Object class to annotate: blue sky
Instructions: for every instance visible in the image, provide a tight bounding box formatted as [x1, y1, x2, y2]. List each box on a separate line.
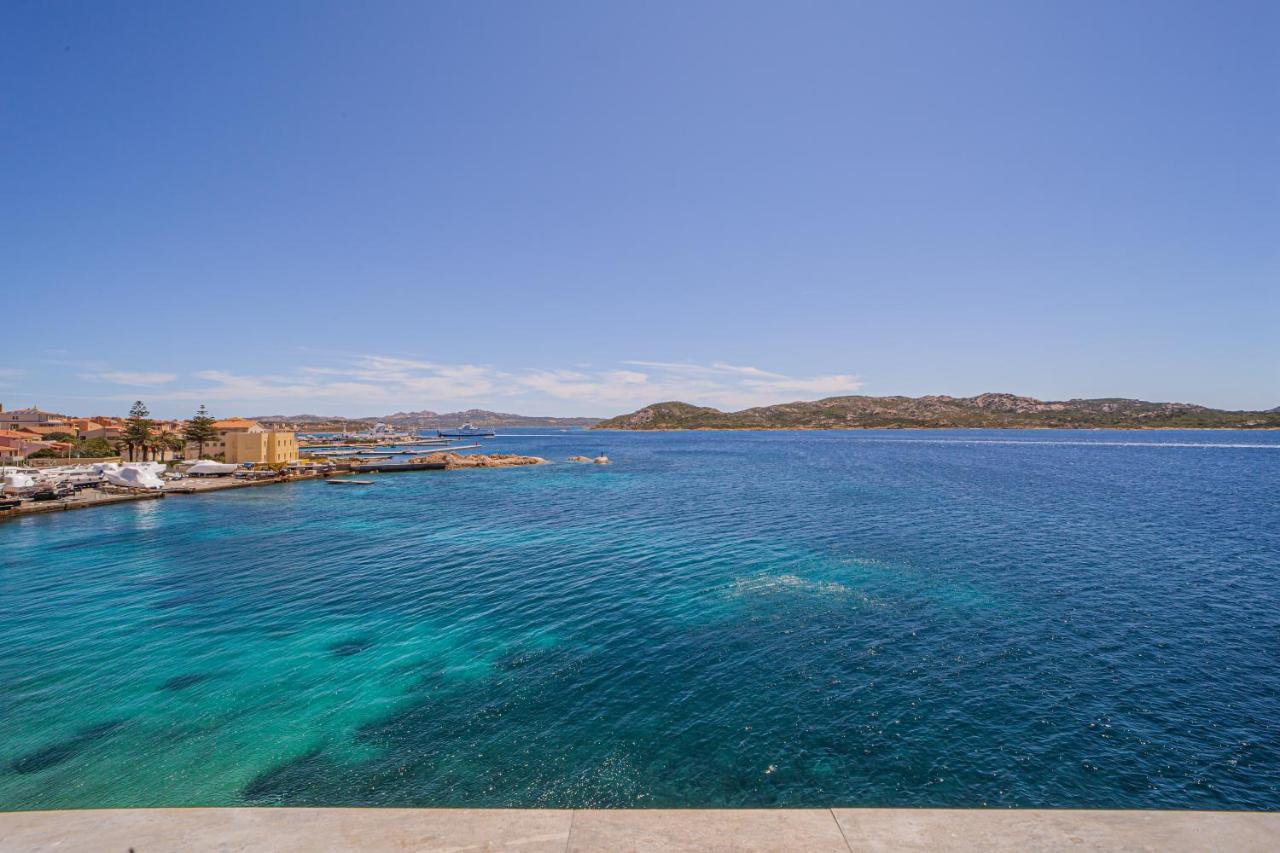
[3, 1, 1276, 418]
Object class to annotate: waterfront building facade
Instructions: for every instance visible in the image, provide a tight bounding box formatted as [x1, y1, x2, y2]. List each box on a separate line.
[185, 417, 264, 460]
[224, 430, 298, 465]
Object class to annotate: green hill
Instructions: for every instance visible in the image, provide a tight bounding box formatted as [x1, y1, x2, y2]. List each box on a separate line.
[595, 393, 1280, 430]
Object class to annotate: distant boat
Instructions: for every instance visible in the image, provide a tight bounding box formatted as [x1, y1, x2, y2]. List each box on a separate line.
[326, 479, 375, 486]
[436, 422, 496, 437]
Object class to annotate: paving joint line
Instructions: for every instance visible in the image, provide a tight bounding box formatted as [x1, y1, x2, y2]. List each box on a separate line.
[564, 809, 577, 853]
[831, 808, 855, 853]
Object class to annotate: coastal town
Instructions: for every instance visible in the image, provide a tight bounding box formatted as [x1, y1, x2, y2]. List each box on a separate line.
[0, 401, 600, 521]
[1, 402, 299, 466]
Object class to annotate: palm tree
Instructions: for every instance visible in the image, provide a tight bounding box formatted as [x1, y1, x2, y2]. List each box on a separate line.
[145, 432, 183, 462]
[160, 432, 185, 461]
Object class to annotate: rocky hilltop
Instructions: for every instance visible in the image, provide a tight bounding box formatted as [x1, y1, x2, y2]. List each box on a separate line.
[595, 393, 1280, 430]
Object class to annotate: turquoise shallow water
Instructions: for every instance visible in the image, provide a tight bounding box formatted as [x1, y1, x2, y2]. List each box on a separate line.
[2, 429, 1279, 809]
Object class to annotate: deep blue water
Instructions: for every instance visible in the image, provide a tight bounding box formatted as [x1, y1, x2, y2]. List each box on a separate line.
[2, 429, 1278, 810]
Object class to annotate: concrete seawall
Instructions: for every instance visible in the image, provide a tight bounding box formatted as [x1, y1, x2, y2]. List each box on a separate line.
[0, 807, 1276, 851]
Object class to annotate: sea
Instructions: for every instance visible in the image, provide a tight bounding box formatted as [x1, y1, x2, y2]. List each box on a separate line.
[2, 429, 1278, 810]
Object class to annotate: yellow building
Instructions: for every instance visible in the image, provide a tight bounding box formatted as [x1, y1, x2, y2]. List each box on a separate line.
[224, 430, 298, 465]
[186, 417, 262, 460]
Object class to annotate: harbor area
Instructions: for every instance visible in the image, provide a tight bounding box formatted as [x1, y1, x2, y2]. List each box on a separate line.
[0, 487, 166, 517]
[0, 807, 1275, 852]
[0, 408, 592, 522]
[1, 451, 555, 522]
[0, 472, 325, 519]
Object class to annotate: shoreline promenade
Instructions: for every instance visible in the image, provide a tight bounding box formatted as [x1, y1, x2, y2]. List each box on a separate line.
[1, 807, 1277, 851]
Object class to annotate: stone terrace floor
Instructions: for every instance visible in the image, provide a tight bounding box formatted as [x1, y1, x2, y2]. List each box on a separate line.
[1, 808, 1278, 851]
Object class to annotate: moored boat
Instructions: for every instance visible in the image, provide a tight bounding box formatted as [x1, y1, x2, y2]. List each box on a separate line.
[183, 460, 240, 475]
[102, 464, 166, 490]
[1, 471, 43, 497]
[436, 422, 496, 438]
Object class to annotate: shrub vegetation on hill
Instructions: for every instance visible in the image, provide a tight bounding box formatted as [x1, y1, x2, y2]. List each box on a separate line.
[595, 394, 1280, 430]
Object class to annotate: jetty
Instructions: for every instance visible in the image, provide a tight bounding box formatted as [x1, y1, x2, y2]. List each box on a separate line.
[0, 488, 165, 519]
[301, 439, 453, 452]
[1, 450, 552, 523]
[162, 472, 328, 494]
[0, 472, 335, 522]
[349, 446, 497, 473]
[351, 459, 448, 473]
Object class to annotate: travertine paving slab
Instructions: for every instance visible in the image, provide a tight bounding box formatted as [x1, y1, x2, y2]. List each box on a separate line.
[2, 807, 1279, 852]
[566, 808, 850, 852]
[0, 807, 573, 852]
[832, 807, 1280, 853]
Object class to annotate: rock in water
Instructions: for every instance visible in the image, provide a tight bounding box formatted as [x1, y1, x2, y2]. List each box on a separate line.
[419, 452, 547, 469]
[567, 456, 592, 463]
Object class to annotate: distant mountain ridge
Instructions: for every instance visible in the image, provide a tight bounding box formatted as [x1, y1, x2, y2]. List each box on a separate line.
[254, 409, 601, 428]
[250, 414, 354, 423]
[379, 409, 601, 428]
[595, 393, 1280, 430]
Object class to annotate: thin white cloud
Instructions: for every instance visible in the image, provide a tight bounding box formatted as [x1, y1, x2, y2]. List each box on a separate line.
[623, 360, 785, 379]
[709, 362, 789, 379]
[82, 371, 177, 386]
[516, 363, 860, 410]
[741, 374, 863, 396]
[80, 356, 863, 415]
[182, 370, 390, 401]
[515, 369, 658, 403]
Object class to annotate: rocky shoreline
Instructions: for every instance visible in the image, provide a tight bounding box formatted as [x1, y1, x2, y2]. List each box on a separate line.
[416, 452, 547, 469]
